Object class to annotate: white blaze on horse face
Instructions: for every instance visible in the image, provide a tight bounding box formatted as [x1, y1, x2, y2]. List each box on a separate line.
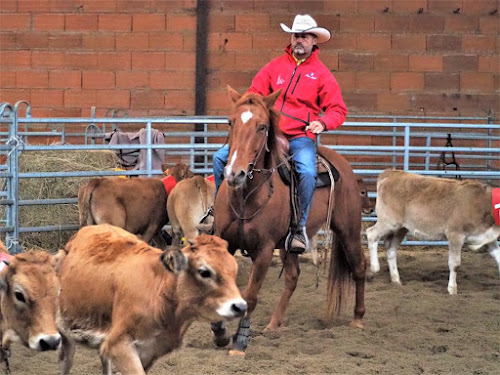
[224, 150, 238, 177]
[241, 110, 253, 124]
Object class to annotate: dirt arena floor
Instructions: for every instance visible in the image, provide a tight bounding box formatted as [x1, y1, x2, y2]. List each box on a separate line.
[6, 246, 500, 375]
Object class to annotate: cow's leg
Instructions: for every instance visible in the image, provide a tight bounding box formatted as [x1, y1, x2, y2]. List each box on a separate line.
[366, 222, 395, 277]
[229, 244, 274, 356]
[487, 241, 500, 273]
[101, 332, 145, 375]
[385, 228, 407, 285]
[58, 333, 75, 375]
[266, 249, 300, 331]
[447, 234, 465, 295]
[99, 356, 112, 375]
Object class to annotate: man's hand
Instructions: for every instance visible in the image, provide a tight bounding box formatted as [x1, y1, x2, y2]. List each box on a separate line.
[305, 120, 325, 134]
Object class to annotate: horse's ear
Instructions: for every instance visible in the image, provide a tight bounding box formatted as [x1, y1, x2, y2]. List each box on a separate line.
[227, 85, 242, 103]
[263, 89, 281, 108]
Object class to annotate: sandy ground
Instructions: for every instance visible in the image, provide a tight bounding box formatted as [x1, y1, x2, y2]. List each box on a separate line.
[5, 246, 500, 375]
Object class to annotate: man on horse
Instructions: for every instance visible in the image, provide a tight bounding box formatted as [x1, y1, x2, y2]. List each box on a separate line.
[213, 14, 348, 253]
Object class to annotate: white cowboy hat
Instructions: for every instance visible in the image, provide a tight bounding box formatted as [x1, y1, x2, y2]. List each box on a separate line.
[280, 14, 331, 44]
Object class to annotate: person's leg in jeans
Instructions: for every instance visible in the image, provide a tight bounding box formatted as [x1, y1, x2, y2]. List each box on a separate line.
[288, 136, 316, 253]
[213, 144, 230, 196]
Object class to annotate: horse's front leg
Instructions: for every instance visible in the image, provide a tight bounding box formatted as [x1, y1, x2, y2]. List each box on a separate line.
[266, 249, 300, 331]
[229, 243, 274, 356]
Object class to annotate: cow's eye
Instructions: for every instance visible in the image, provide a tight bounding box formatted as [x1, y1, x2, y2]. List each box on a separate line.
[198, 268, 212, 279]
[361, 191, 366, 195]
[15, 291, 26, 303]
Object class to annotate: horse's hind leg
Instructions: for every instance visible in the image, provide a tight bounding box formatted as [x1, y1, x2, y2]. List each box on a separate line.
[266, 249, 300, 331]
[343, 236, 366, 329]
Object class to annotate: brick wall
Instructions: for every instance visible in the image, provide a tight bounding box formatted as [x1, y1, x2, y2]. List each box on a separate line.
[0, 0, 498, 119]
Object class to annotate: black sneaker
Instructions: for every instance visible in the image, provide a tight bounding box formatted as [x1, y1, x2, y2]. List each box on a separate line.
[289, 227, 308, 254]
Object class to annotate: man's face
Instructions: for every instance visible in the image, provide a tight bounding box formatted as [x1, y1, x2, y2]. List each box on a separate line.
[291, 33, 317, 59]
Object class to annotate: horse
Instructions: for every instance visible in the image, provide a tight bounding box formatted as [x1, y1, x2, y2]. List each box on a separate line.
[212, 86, 366, 356]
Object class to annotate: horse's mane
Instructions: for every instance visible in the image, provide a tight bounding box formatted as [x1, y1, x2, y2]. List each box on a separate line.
[233, 93, 289, 166]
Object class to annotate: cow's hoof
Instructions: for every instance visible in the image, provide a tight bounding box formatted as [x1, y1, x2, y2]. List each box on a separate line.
[228, 349, 246, 357]
[213, 334, 230, 348]
[349, 319, 364, 330]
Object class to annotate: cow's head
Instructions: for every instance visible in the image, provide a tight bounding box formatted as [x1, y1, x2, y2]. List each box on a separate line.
[171, 234, 247, 322]
[0, 250, 61, 351]
[356, 176, 374, 214]
[163, 163, 195, 182]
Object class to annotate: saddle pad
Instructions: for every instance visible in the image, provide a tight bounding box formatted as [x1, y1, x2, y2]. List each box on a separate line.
[493, 188, 500, 226]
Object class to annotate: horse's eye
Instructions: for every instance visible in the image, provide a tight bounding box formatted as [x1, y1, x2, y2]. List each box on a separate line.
[361, 191, 366, 195]
[15, 291, 26, 303]
[258, 124, 267, 132]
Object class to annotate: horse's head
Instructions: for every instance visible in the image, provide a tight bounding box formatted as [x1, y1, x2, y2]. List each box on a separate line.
[224, 85, 284, 189]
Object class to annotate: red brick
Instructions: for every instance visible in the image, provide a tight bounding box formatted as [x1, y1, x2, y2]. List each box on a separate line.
[48, 33, 82, 49]
[64, 90, 97, 108]
[253, 1, 291, 11]
[391, 34, 426, 51]
[80, 0, 117, 13]
[0, 0, 17, 12]
[130, 90, 164, 109]
[315, 15, 341, 33]
[427, 34, 461, 52]
[334, 72, 356, 91]
[375, 15, 409, 31]
[252, 32, 288, 51]
[478, 56, 499, 72]
[0, 71, 16, 87]
[320, 52, 339, 71]
[99, 14, 131, 31]
[411, 94, 446, 112]
[166, 14, 196, 32]
[82, 33, 115, 50]
[340, 15, 374, 32]
[97, 52, 131, 70]
[65, 14, 98, 31]
[33, 14, 65, 30]
[208, 51, 236, 69]
[133, 14, 165, 31]
[0, 32, 17, 49]
[0, 51, 31, 68]
[209, 15, 236, 33]
[391, 0, 427, 13]
[132, 52, 165, 70]
[49, 70, 81, 88]
[323, 1, 357, 13]
[462, 0, 498, 15]
[342, 92, 378, 112]
[357, 34, 391, 52]
[235, 14, 270, 32]
[461, 72, 495, 91]
[409, 15, 444, 32]
[50, 0, 83, 12]
[16, 32, 50, 49]
[462, 35, 497, 52]
[30, 89, 64, 107]
[445, 15, 480, 32]
[409, 55, 443, 72]
[374, 54, 408, 72]
[206, 90, 232, 110]
[16, 0, 49, 12]
[164, 90, 195, 110]
[152, 0, 196, 11]
[149, 32, 184, 50]
[377, 93, 410, 112]
[356, 72, 390, 91]
[65, 53, 99, 69]
[391, 72, 424, 91]
[182, 33, 196, 52]
[0, 89, 31, 103]
[34, 108, 82, 117]
[424, 73, 460, 91]
[443, 55, 478, 71]
[165, 53, 195, 71]
[82, 71, 115, 89]
[333, 33, 357, 51]
[0, 14, 30, 30]
[31, 51, 63, 68]
[116, 33, 150, 50]
[428, 0, 462, 13]
[288, 0, 324, 12]
[16, 71, 48, 88]
[116, 0, 153, 12]
[96, 89, 130, 108]
[339, 53, 374, 71]
[479, 16, 499, 33]
[149, 71, 194, 89]
[208, 33, 253, 52]
[218, 71, 253, 90]
[116, 71, 149, 89]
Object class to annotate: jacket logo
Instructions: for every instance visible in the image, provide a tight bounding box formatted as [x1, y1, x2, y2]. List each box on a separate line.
[305, 72, 317, 80]
[276, 75, 285, 85]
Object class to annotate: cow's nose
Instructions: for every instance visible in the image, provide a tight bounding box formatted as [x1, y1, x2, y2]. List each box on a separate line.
[39, 335, 61, 351]
[231, 300, 248, 318]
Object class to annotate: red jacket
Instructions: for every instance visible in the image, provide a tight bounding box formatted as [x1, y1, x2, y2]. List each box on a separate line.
[248, 45, 348, 140]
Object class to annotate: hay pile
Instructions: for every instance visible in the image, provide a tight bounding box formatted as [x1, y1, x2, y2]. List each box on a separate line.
[16, 150, 119, 251]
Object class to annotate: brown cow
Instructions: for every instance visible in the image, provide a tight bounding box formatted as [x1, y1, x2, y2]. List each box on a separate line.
[366, 170, 500, 294]
[163, 162, 195, 181]
[78, 177, 169, 248]
[56, 224, 246, 375]
[0, 250, 61, 368]
[167, 175, 215, 246]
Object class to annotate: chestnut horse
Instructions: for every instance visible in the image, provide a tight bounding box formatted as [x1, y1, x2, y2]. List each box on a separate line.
[212, 87, 366, 356]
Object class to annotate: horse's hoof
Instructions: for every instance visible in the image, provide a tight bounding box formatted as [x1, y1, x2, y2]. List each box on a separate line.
[349, 319, 364, 330]
[228, 349, 246, 357]
[213, 334, 230, 347]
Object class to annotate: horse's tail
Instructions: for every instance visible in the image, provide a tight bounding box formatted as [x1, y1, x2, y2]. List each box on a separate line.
[77, 180, 98, 227]
[326, 234, 354, 321]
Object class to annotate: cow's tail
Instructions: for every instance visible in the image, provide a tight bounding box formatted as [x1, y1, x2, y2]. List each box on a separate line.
[326, 234, 354, 321]
[77, 181, 97, 227]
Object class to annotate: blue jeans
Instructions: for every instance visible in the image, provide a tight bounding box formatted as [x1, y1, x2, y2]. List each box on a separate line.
[212, 137, 316, 228]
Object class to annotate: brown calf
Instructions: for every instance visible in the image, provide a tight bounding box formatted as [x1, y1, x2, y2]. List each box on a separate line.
[57, 224, 246, 375]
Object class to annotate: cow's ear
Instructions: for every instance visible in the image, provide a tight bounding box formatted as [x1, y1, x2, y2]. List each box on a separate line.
[0, 264, 9, 291]
[52, 250, 66, 276]
[161, 249, 188, 274]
